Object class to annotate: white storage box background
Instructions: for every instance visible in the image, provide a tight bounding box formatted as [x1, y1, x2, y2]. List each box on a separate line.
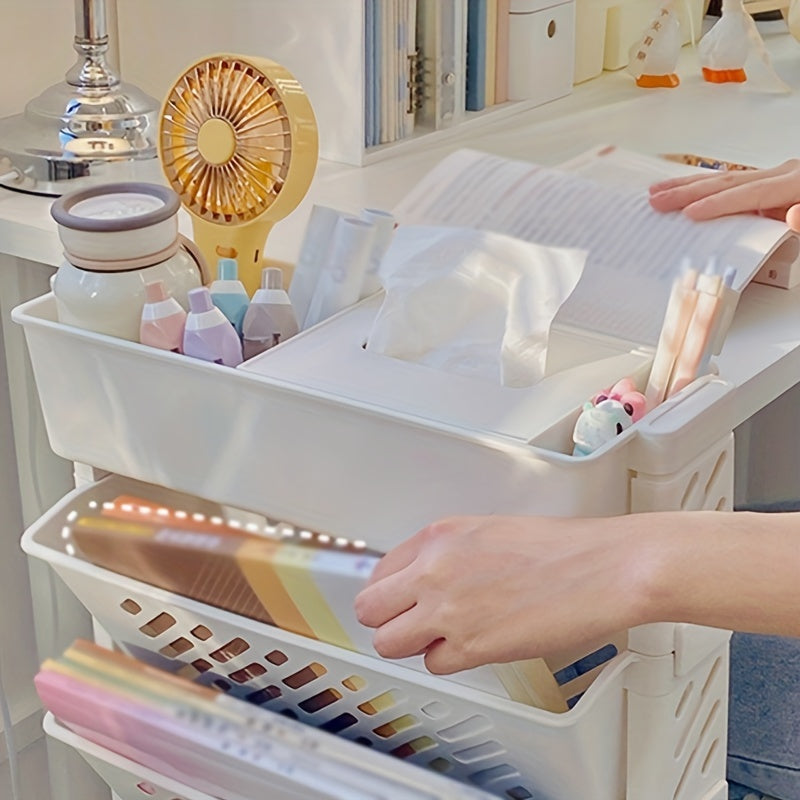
[508, 0, 576, 101]
[27, 475, 731, 800]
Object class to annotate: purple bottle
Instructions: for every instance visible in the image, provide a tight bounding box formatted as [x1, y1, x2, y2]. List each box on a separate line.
[182, 287, 243, 367]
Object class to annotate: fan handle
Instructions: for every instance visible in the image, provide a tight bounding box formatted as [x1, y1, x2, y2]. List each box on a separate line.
[191, 218, 282, 296]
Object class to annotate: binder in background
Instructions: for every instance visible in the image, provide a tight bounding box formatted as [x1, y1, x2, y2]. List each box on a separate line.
[485, 0, 498, 106]
[415, 0, 467, 130]
[495, 0, 511, 103]
[466, 0, 488, 111]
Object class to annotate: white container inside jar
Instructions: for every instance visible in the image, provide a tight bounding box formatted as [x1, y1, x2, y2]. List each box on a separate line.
[51, 183, 210, 341]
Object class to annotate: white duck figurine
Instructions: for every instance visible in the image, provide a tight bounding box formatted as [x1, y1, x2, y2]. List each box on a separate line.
[699, 0, 790, 88]
[627, 2, 684, 88]
[698, 0, 753, 82]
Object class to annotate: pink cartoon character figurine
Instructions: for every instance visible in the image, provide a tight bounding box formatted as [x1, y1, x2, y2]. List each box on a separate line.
[572, 378, 647, 457]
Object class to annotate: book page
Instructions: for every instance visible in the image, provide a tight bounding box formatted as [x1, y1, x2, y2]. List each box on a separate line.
[393, 148, 792, 348]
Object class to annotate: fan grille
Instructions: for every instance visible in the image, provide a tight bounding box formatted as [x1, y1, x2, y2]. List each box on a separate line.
[160, 57, 292, 225]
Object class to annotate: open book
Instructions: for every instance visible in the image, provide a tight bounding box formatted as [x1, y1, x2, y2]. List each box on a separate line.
[392, 145, 800, 373]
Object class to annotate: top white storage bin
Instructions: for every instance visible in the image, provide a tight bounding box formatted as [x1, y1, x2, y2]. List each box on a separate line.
[13, 292, 735, 549]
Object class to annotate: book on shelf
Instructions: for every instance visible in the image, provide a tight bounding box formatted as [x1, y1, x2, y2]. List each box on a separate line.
[484, 0, 498, 107]
[416, 0, 468, 130]
[365, 0, 514, 146]
[391, 145, 799, 374]
[465, 0, 488, 110]
[494, 0, 511, 103]
[364, 0, 421, 147]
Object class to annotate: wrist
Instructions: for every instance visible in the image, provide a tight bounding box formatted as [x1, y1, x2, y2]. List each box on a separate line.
[631, 510, 735, 628]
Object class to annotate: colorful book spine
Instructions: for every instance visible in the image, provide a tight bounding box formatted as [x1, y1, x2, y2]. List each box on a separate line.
[466, 0, 488, 111]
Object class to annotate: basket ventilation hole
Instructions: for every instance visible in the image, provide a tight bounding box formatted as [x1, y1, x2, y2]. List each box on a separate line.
[120, 599, 141, 615]
[213, 679, 231, 692]
[246, 685, 282, 705]
[299, 687, 343, 713]
[266, 649, 289, 665]
[437, 714, 493, 743]
[469, 763, 519, 787]
[139, 612, 176, 637]
[229, 662, 268, 683]
[429, 757, 454, 773]
[391, 736, 437, 758]
[704, 450, 728, 498]
[675, 681, 694, 719]
[192, 659, 213, 673]
[355, 736, 373, 747]
[342, 674, 366, 692]
[283, 662, 327, 689]
[135, 783, 156, 796]
[507, 789, 534, 800]
[680, 472, 700, 509]
[358, 690, 398, 716]
[373, 714, 418, 738]
[191, 625, 213, 640]
[702, 738, 720, 775]
[210, 637, 250, 663]
[421, 700, 450, 719]
[159, 637, 193, 658]
[321, 712, 358, 733]
[452, 740, 506, 764]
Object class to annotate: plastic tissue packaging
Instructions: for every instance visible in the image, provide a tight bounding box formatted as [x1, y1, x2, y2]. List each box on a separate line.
[366, 225, 585, 387]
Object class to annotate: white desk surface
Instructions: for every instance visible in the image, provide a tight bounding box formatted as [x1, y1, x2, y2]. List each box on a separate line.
[2, 20, 800, 439]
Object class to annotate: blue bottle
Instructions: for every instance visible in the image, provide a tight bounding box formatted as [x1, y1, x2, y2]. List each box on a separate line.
[208, 257, 249, 336]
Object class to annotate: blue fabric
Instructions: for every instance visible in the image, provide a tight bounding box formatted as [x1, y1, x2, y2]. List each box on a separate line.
[727, 632, 800, 800]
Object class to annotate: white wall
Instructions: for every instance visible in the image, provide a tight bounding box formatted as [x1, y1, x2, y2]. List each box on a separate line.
[0, 0, 75, 117]
[0, 0, 121, 118]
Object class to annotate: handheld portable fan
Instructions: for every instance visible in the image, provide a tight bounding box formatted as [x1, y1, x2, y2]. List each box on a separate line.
[158, 54, 319, 295]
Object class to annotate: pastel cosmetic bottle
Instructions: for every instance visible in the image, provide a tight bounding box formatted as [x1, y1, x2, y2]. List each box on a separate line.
[209, 257, 250, 336]
[139, 280, 187, 353]
[242, 267, 299, 360]
[183, 286, 243, 367]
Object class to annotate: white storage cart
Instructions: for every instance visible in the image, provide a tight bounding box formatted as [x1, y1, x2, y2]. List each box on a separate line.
[18, 281, 798, 800]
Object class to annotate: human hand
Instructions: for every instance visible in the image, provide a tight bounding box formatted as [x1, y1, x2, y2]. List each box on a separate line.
[354, 514, 661, 674]
[649, 159, 800, 231]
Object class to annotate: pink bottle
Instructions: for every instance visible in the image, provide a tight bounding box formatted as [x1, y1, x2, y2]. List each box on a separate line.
[182, 286, 243, 367]
[139, 280, 187, 352]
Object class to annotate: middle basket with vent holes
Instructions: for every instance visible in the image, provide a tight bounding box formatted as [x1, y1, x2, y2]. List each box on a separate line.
[24, 474, 731, 800]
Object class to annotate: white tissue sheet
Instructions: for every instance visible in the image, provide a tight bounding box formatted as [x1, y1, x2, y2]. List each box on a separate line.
[366, 226, 586, 387]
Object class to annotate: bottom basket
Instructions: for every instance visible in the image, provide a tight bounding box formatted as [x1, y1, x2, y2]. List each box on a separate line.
[44, 713, 214, 800]
[27, 475, 730, 800]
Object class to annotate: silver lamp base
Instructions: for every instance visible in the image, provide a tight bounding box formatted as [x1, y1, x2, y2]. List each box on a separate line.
[0, 0, 162, 197]
[0, 79, 161, 197]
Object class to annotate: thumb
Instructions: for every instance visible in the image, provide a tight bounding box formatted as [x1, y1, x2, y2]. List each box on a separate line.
[786, 203, 800, 232]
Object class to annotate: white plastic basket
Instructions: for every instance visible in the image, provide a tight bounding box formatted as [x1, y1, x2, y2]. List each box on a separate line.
[26, 475, 731, 800]
[44, 712, 214, 800]
[12, 293, 737, 551]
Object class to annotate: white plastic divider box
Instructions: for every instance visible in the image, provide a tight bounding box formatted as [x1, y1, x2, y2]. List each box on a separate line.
[27, 475, 731, 800]
[13, 289, 743, 799]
